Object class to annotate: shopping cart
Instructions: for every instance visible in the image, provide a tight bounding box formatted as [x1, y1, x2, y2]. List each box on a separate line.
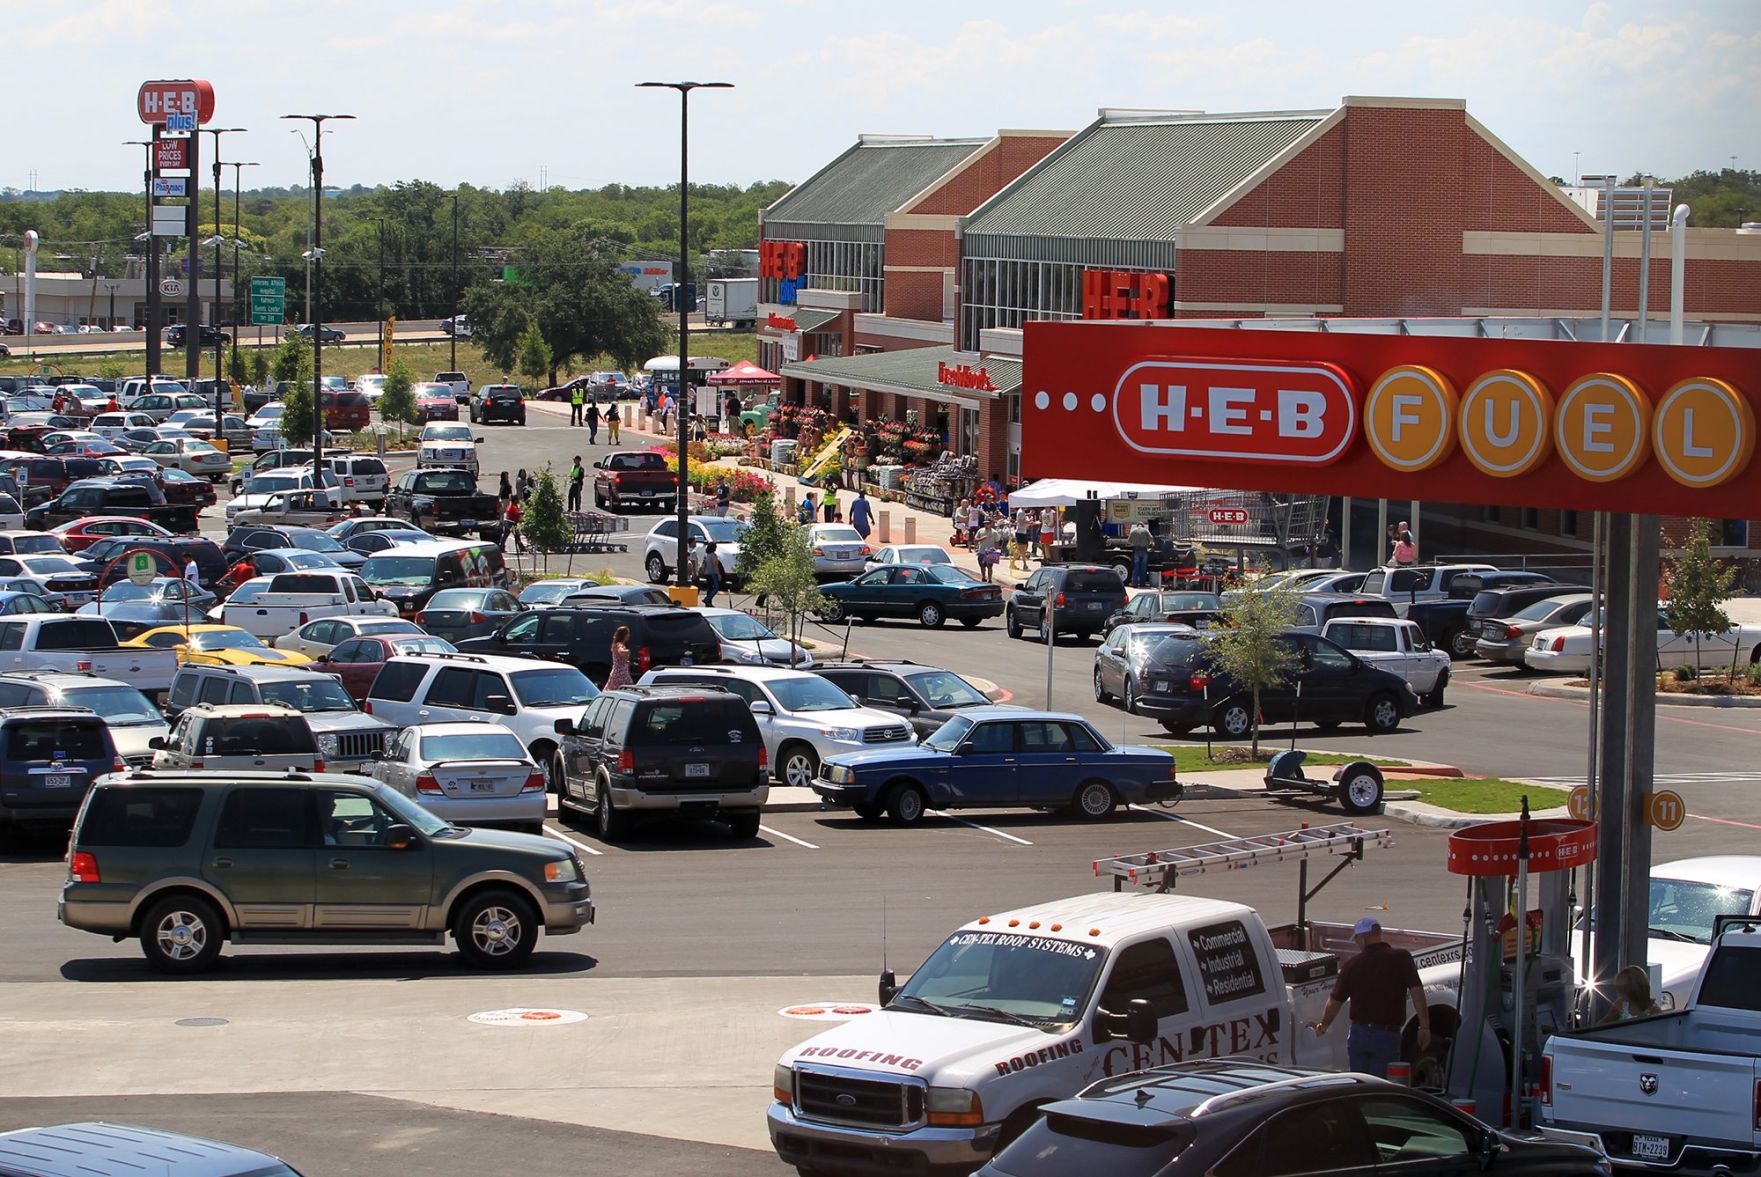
[564, 510, 630, 554]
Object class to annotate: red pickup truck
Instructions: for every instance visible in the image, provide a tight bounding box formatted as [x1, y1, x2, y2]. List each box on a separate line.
[593, 451, 677, 512]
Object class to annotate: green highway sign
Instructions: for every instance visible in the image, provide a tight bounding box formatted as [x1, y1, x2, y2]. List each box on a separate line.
[249, 275, 286, 325]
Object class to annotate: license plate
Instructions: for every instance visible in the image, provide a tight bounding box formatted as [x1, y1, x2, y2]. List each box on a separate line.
[44, 774, 72, 789]
[1086, 601, 1104, 611]
[1154, 680, 1170, 692]
[642, 489, 654, 497]
[686, 763, 711, 778]
[460, 518, 477, 529]
[467, 780, 494, 792]
[1631, 1135, 1670, 1160]
[1484, 623, 1503, 637]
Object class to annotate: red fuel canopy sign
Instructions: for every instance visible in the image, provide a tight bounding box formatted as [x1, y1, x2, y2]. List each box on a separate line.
[137, 79, 215, 126]
[1021, 322, 1758, 516]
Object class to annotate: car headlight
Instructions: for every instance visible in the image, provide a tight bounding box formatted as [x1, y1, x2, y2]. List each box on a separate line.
[926, 1087, 984, 1127]
[826, 765, 852, 784]
[825, 727, 860, 742]
[773, 1063, 794, 1104]
[543, 858, 578, 883]
[316, 734, 340, 756]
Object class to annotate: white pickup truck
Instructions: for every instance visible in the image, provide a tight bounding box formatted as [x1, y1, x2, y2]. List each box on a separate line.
[1320, 616, 1452, 707]
[1357, 563, 1500, 611]
[0, 615, 178, 694]
[220, 570, 396, 639]
[769, 825, 1464, 1176]
[1542, 918, 1761, 1175]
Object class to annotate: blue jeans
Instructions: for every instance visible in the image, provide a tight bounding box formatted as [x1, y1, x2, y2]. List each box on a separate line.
[1346, 1023, 1401, 1078]
[1130, 548, 1149, 586]
[703, 571, 720, 607]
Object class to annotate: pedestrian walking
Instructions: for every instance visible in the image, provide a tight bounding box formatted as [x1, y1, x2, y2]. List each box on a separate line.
[822, 486, 839, 523]
[849, 488, 873, 540]
[585, 399, 601, 444]
[605, 625, 635, 690]
[701, 540, 721, 607]
[975, 521, 1000, 582]
[1392, 523, 1417, 566]
[1313, 917, 1430, 1078]
[516, 468, 532, 502]
[1038, 508, 1057, 563]
[1128, 520, 1152, 587]
[501, 496, 523, 553]
[183, 556, 201, 589]
[606, 401, 621, 443]
[1313, 523, 1339, 570]
[798, 492, 816, 525]
[567, 456, 584, 513]
[966, 499, 984, 546]
[570, 384, 584, 426]
[714, 478, 732, 518]
[498, 471, 512, 507]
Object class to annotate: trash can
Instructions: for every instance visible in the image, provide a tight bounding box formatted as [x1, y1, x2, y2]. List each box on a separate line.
[667, 585, 700, 607]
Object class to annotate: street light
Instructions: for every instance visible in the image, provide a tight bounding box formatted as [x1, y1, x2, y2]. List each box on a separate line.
[123, 139, 159, 374]
[637, 80, 733, 587]
[224, 161, 259, 355]
[281, 113, 354, 485]
[204, 126, 245, 425]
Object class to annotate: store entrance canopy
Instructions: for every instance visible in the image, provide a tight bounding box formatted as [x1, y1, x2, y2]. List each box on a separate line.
[1009, 478, 1200, 508]
[707, 360, 780, 386]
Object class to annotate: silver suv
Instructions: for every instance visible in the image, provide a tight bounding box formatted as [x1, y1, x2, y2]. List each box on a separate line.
[166, 665, 394, 770]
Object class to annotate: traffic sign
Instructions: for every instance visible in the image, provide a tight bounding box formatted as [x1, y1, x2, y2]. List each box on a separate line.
[1643, 790, 1686, 831]
[126, 552, 157, 587]
[1567, 785, 1593, 821]
[249, 276, 286, 326]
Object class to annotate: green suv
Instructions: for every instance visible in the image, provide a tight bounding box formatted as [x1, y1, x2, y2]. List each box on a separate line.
[59, 771, 593, 974]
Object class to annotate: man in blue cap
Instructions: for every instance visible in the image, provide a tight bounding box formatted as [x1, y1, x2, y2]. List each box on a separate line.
[1312, 916, 1430, 1078]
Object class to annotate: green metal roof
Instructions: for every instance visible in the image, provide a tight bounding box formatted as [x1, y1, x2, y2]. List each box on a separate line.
[965, 113, 1325, 239]
[760, 307, 839, 334]
[779, 346, 1020, 403]
[766, 138, 987, 226]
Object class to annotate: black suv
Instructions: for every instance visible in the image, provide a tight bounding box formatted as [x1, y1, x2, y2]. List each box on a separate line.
[77, 536, 227, 588]
[1465, 580, 1587, 628]
[1006, 564, 1127, 642]
[165, 324, 231, 349]
[457, 605, 722, 685]
[469, 384, 527, 426]
[977, 1061, 1605, 1177]
[1136, 630, 1416, 738]
[554, 686, 765, 841]
[811, 660, 997, 739]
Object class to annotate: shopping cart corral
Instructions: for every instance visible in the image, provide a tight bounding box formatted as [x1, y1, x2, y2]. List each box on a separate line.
[564, 510, 629, 553]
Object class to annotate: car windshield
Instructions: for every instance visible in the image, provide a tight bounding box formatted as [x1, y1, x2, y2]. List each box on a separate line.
[423, 425, 472, 442]
[260, 678, 356, 712]
[427, 589, 494, 610]
[372, 783, 454, 837]
[360, 555, 436, 587]
[244, 474, 304, 495]
[187, 629, 267, 652]
[904, 670, 989, 709]
[355, 620, 420, 637]
[768, 676, 858, 713]
[255, 405, 284, 419]
[10, 535, 65, 555]
[1649, 879, 1756, 944]
[925, 565, 978, 585]
[290, 532, 346, 553]
[815, 527, 863, 544]
[922, 715, 974, 752]
[1514, 598, 1573, 622]
[509, 666, 598, 708]
[389, 636, 456, 656]
[97, 582, 159, 602]
[520, 581, 584, 604]
[693, 518, 748, 543]
[707, 612, 774, 642]
[895, 547, 950, 564]
[20, 555, 82, 573]
[415, 471, 476, 494]
[1158, 593, 1221, 611]
[419, 731, 528, 762]
[61, 684, 163, 726]
[894, 931, 1105, 1024]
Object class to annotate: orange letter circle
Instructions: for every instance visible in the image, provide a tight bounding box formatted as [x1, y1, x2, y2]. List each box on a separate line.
[1365, 365, 1457, 473]
[1459, 369, 1554, 477]
[1652, 378, 1754, 489]
[1554, 373, 1651, 482]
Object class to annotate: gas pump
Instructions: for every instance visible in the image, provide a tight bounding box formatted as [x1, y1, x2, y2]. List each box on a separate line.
[1443, 806, 1596, 1129]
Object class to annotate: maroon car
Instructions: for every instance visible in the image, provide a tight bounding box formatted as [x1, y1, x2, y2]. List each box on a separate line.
[320, 633, 456, 701]
[414, 384, 458, 422]
[321, 390, 371, 431]
[152, 467, 218, 511]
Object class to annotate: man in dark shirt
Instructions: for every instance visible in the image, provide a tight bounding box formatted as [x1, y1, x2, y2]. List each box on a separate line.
[1314, 916, 1430, 1078]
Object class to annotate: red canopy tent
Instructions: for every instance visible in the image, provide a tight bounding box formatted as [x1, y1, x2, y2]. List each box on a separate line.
[706, 360, 780, 386]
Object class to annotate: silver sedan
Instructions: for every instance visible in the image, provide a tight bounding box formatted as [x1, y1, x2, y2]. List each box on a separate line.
[370, 723, 547, 833]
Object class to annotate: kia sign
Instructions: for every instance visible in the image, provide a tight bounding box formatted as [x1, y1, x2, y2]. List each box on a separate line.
[1022, 322, 1758, 516]
[137, 79, 215, 127]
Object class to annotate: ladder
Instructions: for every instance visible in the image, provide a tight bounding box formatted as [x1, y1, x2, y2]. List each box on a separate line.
[1093, 822, 1392, 893]
[799, 426, 853, 485]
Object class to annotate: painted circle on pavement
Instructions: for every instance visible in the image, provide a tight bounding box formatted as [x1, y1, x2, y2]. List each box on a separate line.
[467, 1008, 590, 1027]
[778, 1002, 879, 1021]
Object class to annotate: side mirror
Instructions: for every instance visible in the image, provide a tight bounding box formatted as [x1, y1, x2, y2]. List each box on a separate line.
[474, 437, 485, 445]
[315, 654, 329, 663]
[591, 460, 604, 469]
[383, 823, 419, 850]
[485, 693, 516, 715]
[749, 700, 773, 715]
[878, 968, 898, 1006]
[147, 736, 168, 750]
[1477, 1129, 1503, 1171]
[1096, 998, 1157, 1045]
[904, 699, 921, 715]
[554, 717, 576, 735]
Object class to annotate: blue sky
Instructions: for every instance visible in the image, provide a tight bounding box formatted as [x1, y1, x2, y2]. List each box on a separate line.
[11, 0, 1758, 193]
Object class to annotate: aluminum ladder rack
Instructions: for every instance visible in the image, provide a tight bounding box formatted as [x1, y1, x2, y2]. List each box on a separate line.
[1094, 822, 1392, 893]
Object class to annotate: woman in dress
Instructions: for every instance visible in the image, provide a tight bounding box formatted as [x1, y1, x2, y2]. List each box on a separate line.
[605, 625, 635, 689]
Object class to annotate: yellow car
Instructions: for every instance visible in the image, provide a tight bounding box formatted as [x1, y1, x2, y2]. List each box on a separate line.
[123, 624, 315, 667]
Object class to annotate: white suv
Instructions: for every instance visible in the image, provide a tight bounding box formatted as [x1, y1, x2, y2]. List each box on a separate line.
[364, 652, 599, 790]
[643, 515, 748, 585]
[639, 665, 913, 788]
[322, 454, 390, 506]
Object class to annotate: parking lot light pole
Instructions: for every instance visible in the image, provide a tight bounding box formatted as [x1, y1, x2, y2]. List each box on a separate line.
[204, 127, 245, 426]
[123, 139, 158, 375]
[225, 161, 258, 380]
[637, 80, 732, 587]
[281, 114, 354, 489]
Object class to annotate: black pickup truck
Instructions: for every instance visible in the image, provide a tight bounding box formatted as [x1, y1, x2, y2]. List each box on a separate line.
[382, 467, 499, 542]
[24, 478, 198, 533]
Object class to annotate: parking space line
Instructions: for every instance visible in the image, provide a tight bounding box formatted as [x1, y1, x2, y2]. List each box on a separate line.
[1126, 805, 1237, 839]
[543, 823, 604, 855]
[760, 824, 820, 849]
[929, 812, 1034, 846]
[1688, 813, 1761, 831]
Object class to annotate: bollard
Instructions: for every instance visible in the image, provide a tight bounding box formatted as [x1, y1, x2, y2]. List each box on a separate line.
[784, 486, 796, 511]
[878, 510, 891, 544]
[903, 516, 916, 544]
[1386, 1061, 1412, 1086]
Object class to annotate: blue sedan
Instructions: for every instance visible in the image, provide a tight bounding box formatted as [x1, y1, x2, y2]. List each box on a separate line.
[814, 707, 1180, 825]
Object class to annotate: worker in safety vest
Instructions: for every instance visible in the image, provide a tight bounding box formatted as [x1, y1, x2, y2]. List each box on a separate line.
[570, 384, 585, 426]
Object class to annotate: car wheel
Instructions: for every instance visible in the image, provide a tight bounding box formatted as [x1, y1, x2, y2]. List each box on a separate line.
[727, 810, 760, 839]
[1093, 668, 1110, 703]
[779, 744, 819, 789]
[1123, 680, 1139, 715]
[1213, 700, 1253, 739]
[1446, 627, 1476, 661]
[918, 601, 945, 628]
[645, 553, 667, 583]
[816, 598, 846, 623]
[1338, 767, 1386, 816]
[1110, 560, 1132, 583]
[1072, 780, 1119, 820]
[596, 775, 628, 842]
[1006, 608, 1022, 640]
[1159, 722, 1195, 736]
[548, 751, 568, 796]
[1315, 719, 1343, 731]
[1425, 671, 1449, 709]
[959, 617, 981, 628]
[594, 488, 605, 508]
[452, 888, 537, 969]
[1365, 692, 1402, 734]
[852, 802, 885, 821]
[140, 894, 225, 974]
[887, 783, 927, 827]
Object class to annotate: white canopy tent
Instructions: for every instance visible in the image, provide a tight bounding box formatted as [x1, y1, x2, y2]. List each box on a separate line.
[1007, 478, 1200, 509]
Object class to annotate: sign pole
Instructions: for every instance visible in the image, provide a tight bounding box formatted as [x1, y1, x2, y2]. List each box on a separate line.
[146, 126, 162, 379]
[1578, 509, 1604, 988]
[1620, 514, 1660, 966]
[1044, 599, 1055, 710]
[185, 127, 201, 383]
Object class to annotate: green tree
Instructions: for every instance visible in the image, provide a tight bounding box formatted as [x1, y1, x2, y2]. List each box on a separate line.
[752, 523, 824, 654]
[519, 466, 574, 574]
[279, 383, 316, 445]
[516, 319, 553, 386]
[227, 343, 247, 384]
[1208, 589, 1302, 756]
[248, 349, 271, 388]
[1664, 519, 1738, 674]
[378, 357, 420, 438]
[735, 490, 786, 585]
[269, 331, 313, 386]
